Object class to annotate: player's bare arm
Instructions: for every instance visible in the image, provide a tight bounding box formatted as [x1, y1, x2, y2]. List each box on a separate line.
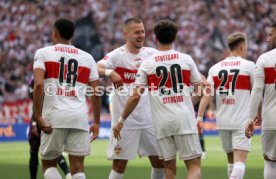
[97, 63, 123, 88]
[113, 86, 145, 140]
[89, 80, 101, 142]
[33, 68, 52, 134]
[192, 74, 209, 106]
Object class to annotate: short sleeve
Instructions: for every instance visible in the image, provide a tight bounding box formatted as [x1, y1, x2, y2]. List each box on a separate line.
[188, 56, 202, 85]
[89, 56, 99, 82]
[97, 50, 116, 69]
[33, 49, 45, 70]
[135, 62, 148, 87]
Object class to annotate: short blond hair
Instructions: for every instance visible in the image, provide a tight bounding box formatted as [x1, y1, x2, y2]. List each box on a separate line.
[227, 32, 247, 51]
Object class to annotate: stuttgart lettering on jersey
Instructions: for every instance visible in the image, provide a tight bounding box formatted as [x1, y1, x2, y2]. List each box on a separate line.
[221, 61, 240, 66]
[55, 46, 78, 54]
[155, 54, 179, 62]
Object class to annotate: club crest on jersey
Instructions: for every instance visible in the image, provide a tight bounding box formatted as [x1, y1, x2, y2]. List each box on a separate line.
[134, 58, 141, 68]
[114, 145, 122, 155]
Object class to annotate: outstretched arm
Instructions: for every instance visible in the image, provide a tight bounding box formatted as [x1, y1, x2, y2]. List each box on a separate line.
[113, 86, 145, 140]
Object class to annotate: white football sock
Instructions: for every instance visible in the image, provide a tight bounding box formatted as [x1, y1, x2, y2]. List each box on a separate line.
[151, 168, 164, 179]
[230, 162, 245, 179]
[108, 170, 123, 179]
[264, 160, 276, 179]
[44, 167, 62, 179]
[72, 172, 85, 179]
[227, 163, 233, 178]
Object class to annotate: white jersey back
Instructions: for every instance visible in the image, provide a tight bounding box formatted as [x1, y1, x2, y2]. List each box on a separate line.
[207, 56, 255, 130]
[33, 44, 99, 131]
[135, 49, 202, 139]
[97, 45, 157, 129]
[254, 49, 276, 130]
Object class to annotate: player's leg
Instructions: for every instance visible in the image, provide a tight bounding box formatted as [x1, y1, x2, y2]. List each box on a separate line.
[29, 134, 40, 179]
[57, 155, 71, 179]
[139, 127, 164, 179]
[184, 157, 201, 179]
[40, 129, 66, 179]
[68, 155, 85, 179]
[64, 129, 91, 179]
[219, 130, 233, 177]
[226, 152, 234, 177]
[107, 129, 140, 179]
[175, 134, 202, 179]
[156, 136, 177, 179]
[109, 160, 128, 179]
[230, 130, 250, 179]
[262, 131, 276, 179]
[164, 159, 176, 179]
[199, 133, 206, 158]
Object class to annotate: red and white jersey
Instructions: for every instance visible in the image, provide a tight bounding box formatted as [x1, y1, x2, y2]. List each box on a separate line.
[135, 49, 202, 139]
[207, 56, 255, 130]
[33, 44, 99, 131]
[254, 49, 276, 130]
[97, 45, 157, 129]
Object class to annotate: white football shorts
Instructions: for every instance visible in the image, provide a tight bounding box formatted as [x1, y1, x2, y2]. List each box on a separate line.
[262, 130, 276, 160]
[40, 128, 91, 160]
[157, 134, 202, 161]
[218, 130, 251, 153]
[107, 127, 159, 160]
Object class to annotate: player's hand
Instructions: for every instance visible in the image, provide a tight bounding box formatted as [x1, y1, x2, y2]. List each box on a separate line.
[197, 121, 203, 134]
[245, 120, 254, 138]
[90, 123, 99, 142]
[254, 116, 262, 126]
[110, 71, 123, 89]
[36, 116, 53, 134]
[113, 122, 123, 140]
[31, 126, 39, 137]
[201, 74, 210, 88]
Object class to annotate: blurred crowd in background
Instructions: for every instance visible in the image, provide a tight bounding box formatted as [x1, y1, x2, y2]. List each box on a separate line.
[0, 0, 275, 112]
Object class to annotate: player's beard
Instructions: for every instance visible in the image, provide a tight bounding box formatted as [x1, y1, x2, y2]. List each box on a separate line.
[133, 39, 144, 49]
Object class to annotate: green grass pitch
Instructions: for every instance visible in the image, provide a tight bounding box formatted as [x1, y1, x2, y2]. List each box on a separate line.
[0, 135, 263, 179]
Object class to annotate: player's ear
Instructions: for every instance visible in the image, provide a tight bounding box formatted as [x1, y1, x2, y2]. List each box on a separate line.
[123, 31, 128, 41]
[51, 28, 59, 43]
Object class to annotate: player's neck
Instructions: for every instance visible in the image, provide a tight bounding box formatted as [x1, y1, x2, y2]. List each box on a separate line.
[158, 44, 172, 51]
[229, 51, 243, 58]
[126, 43, 140, 54]
[56, 39, 71, 45]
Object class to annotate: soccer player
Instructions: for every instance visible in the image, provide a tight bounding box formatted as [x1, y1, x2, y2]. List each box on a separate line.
[97, 18, 164, 179]
[198, 32, 255, 179]
[28, 79, 71, 179]
[245, 23, 276, 179]
[113, 19, 203, 179]
[33, 18, 101, 179]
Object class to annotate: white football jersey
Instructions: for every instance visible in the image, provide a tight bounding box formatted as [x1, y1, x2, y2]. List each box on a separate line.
[207, 56, 255, 130]
[135, 49, 202, 139]
[97, 45, 157, 129]
[254, 49, 276, 130]
[33, 44, 99, 131]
